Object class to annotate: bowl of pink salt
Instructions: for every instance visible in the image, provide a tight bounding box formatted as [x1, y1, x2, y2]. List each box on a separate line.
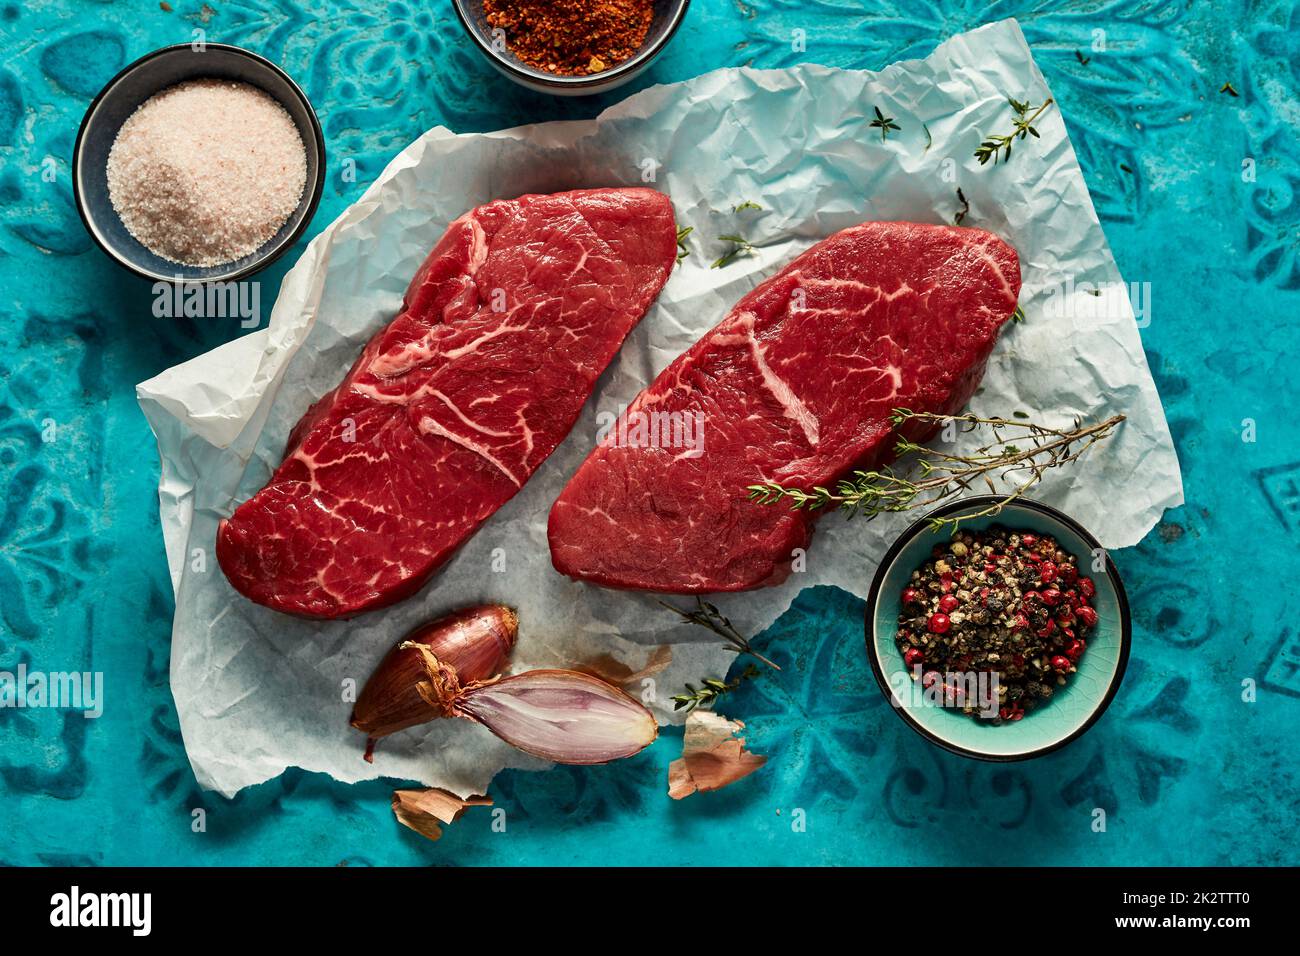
[74, 44, 324, 284]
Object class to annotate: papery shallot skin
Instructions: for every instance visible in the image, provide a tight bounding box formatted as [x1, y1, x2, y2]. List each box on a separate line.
[548, 221, 1021, 592]
[351, 604, 518, 739]
[456, 669, 658, 765]
[217, 188, 679, 618]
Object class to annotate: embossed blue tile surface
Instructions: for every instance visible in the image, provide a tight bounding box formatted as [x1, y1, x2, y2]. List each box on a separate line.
[1, 0, 1297, 866]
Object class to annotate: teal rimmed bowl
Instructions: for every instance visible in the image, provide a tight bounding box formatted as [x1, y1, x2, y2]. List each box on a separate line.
[865, 496, 1131, 761]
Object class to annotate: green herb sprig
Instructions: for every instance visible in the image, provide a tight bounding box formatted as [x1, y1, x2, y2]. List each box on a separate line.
[711, 234, 756, 269]
[747, 409, 1124, 534]
[870, 105, 902, 142]
[974, 97, 1055, 166]
[658, 597, 780, 671]
[672, 664, 761, 713]
[676, 225, 693, 265]
[710, 201, 763, 268]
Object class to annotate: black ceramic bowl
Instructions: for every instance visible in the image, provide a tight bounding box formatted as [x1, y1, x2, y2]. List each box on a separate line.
[865, 496, 1132, 761]
[73, 43, 325, 284]
[451, 0, 690, 96]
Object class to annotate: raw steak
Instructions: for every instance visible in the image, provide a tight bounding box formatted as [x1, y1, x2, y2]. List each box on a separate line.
[218, 188, 678, 617]
[548, 221, 1021, 592]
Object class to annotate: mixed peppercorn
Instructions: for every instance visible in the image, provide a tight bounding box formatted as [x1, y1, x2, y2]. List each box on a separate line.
[483, 0, 655, 77]
[894, 526, 1100, 723]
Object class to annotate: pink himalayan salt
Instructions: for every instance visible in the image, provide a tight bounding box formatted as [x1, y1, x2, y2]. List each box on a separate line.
[106, 78, 307, 267]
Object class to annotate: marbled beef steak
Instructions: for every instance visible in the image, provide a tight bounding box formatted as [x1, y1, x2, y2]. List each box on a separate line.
[218, 188, 678, 617]
[548, 221, 1021, 593]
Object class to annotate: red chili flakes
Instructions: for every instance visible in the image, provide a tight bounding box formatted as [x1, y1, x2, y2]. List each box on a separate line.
[483, 0, 655, 77]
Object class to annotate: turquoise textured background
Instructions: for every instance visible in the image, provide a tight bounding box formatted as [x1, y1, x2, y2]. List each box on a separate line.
[1, 0, 1298, 866]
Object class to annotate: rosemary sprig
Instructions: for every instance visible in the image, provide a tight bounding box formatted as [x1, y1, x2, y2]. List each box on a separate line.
[732, 200, 763, 212]
[672, 664, 761, 713]
[676, 225, 693, 265]
[711, 234, 756, 269]
[657, 597, 781, 671]
[747, 409, 1125, 534]
[870, 105, 901, 142]
[923, 123, 933, 153]
[974, 97, 1055, 166]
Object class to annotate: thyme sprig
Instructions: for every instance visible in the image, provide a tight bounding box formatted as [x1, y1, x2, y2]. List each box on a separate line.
[747, 409, 1125, 534]
[975, 97, 1055, 166]
[870, 105, 901, 142]
[657, 597, 781, 671]
[672, 664, 761, 713]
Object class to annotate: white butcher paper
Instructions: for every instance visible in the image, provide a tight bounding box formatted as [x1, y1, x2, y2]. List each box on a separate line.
[137, 19, 1182, 798]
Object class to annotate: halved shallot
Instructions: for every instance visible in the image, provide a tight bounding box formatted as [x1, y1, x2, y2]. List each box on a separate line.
[455, 669, 659, 764]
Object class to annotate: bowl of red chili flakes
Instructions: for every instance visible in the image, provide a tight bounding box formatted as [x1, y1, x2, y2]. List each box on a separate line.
[865, 495, 1131, 761]
[452, 0, 690, 96]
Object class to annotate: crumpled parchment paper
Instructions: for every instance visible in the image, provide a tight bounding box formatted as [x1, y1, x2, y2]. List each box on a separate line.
[137, 19, 1182, 798]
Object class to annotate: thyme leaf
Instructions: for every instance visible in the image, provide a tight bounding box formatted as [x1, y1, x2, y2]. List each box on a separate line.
[711, 234, 756, 269]
[710, 202, 763, 268]
[870, 105, 902, 142]
[676, 225, 693, 265]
